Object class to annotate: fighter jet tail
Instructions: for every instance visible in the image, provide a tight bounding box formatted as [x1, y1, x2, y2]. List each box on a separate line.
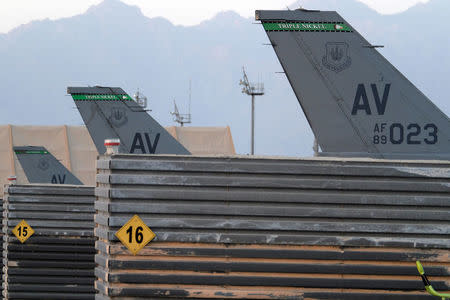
[67, 86, 190, 155]
[14, 146, 83, 185]
[256, 10, 450, 160]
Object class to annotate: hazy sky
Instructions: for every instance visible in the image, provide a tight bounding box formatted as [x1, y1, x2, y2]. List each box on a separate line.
[0, 0, 430, 33]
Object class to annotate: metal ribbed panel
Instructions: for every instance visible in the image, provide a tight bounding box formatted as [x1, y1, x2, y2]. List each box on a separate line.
[3, 185, 96, 299]
[95, 155, 450, 299]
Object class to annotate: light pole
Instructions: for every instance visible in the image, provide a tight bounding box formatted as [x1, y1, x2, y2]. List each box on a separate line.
[239, 67, 264, 155]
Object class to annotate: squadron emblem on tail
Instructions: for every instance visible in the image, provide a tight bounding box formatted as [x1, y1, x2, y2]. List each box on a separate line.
[109, 107, 128, 128]
[37, 157, 50, 170]
[322, 42, 352, 72]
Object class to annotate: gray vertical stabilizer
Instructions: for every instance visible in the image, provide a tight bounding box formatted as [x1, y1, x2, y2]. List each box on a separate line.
[14, 146, 83, 185]
[256, 10, 449, 160]
[67, 86, 191, 155]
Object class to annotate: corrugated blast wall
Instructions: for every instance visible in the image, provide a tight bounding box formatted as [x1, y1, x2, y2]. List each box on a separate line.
[95, 155, 450, 300]
[3, 185, 96, 299]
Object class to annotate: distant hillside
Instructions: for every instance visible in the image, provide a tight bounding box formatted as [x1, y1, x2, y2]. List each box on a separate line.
[0, 0, 448, 156]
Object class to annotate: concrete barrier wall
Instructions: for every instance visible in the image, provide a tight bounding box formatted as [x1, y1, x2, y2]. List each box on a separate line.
[3, 185, 96, 299]
[95, 155, 450, 299]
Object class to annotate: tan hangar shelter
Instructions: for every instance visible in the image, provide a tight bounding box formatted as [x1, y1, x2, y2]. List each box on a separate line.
[0, 125, 235, 193]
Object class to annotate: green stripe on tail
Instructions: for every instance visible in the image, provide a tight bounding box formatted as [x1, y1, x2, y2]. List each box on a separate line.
[263, 22, 352, 32]
[72, 94, 133, 101]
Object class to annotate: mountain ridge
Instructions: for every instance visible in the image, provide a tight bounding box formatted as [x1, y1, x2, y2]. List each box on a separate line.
[2, 0, 429, 36]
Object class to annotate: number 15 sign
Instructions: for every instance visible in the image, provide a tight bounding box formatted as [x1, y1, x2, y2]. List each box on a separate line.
[115, 215, 156, 255]
[12, 219, 35, 243]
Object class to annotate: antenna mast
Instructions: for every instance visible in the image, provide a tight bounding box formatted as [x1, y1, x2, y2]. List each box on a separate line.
[134, 88, 148, 109]
[188, 79, 191, 117]
[171, 80, 192, 127]
[239, 66, 264, 155]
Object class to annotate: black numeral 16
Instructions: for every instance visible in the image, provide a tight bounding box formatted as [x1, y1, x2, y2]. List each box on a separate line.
[126, 226, 143, 244]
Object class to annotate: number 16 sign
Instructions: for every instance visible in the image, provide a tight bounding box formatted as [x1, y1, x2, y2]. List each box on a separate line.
[115, 215, 156, 255]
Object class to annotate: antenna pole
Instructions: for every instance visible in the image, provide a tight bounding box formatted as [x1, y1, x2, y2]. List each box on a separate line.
[189, 79, 191, 116]
[171, 80, 192, 127]
[251, 94, 255, 155]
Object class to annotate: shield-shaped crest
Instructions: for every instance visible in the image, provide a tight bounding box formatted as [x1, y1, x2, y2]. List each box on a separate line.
[322, 42, 352, 73]
[37, 158, 50, 171]
[108, 107, 128, 128]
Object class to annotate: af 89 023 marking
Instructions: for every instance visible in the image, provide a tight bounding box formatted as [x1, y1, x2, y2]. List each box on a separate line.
[373, 123, 438, 145]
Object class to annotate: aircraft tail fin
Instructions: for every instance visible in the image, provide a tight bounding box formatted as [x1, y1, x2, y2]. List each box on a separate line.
[67, 86, 190, 155]
[14, 146, 83, 185]
[256, 9, 450, 159]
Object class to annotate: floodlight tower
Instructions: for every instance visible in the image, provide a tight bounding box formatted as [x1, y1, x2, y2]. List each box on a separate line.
[239, 66, 264, 155]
